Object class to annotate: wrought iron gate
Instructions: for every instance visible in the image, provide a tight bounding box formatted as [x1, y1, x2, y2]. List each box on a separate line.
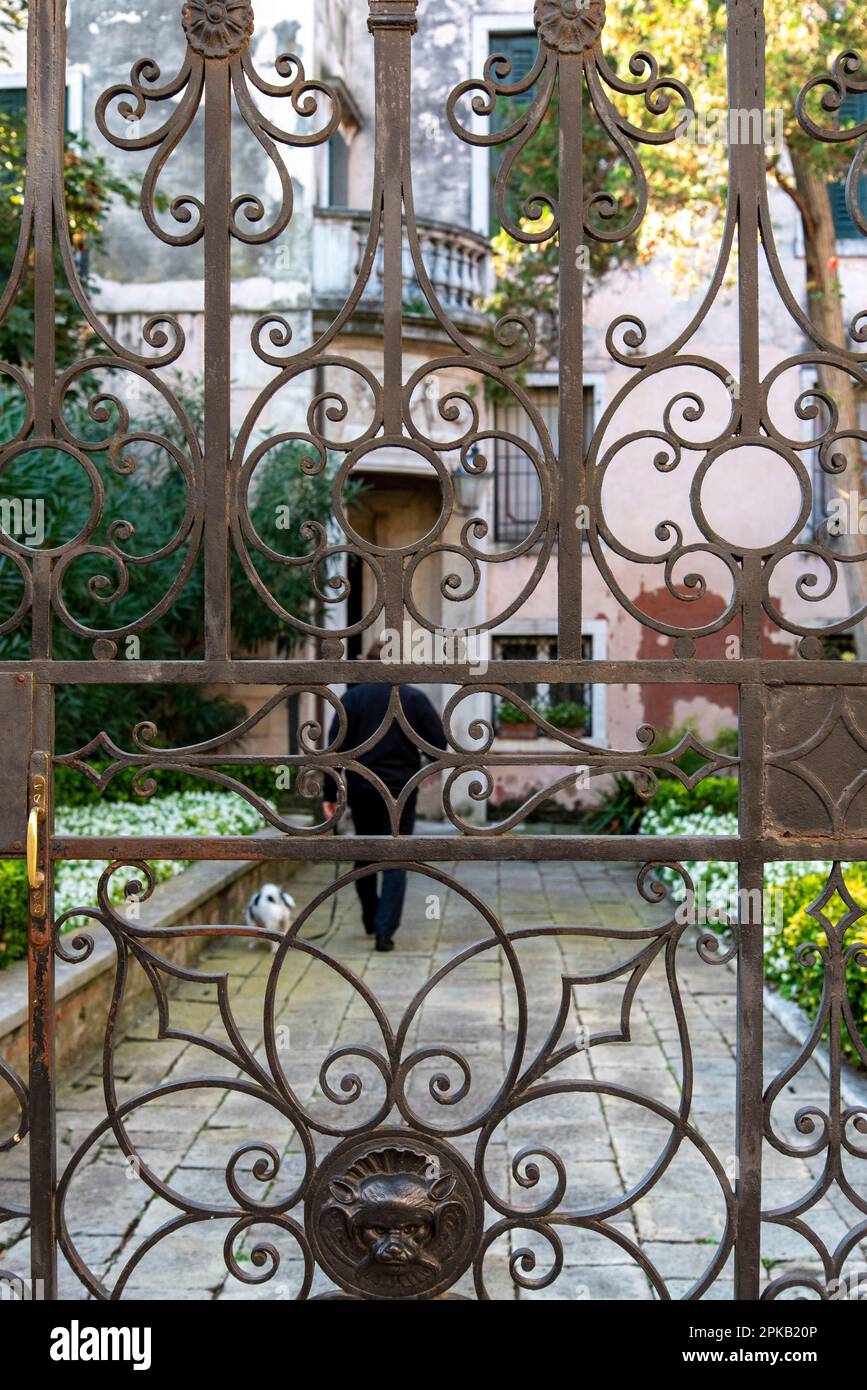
[1, 0, 867, 1300]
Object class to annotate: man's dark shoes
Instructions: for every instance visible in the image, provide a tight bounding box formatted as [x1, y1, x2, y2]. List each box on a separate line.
[375, 936, 395, 953]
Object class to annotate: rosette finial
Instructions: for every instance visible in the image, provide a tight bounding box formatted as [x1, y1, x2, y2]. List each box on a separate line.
[534, 0, 606, 53]
[181, 0, 254, 58]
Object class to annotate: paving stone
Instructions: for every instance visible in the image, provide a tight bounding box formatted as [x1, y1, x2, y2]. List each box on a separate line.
[182, 1126, 295, 1169]
[640, 1239, 725, 1281]
[665, 1276, 735, 1300]
[59, 1236, 120, 1297]
[635, 1194, 730, 1244]
[519, 1263, 654, 1301]
[62, 1162, 158, 1237]
[17, 857, 863, 1302]
[120, 1285, 219, 1300]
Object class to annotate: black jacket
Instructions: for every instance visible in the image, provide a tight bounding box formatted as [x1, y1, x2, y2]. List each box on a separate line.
[322, 683, 447, 800]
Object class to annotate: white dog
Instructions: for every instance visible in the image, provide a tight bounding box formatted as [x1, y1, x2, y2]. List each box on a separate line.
[246, 883, 296, 950]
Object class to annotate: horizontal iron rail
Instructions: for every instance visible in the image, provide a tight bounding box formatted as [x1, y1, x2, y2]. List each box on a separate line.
[47, 833, 858, 861]
[1, 660, 865, 685]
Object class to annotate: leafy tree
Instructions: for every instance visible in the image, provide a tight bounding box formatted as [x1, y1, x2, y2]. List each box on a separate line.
[0, 373, 359, 749]
[490, 0, 867, 647]
[0, 0, 138, 369]
[489, 90, 640, 324]
[9, 126, 141, 365]
[0, 5, 360, 750]
[0, 0, 22, 44]
[0, 117, 140, 368]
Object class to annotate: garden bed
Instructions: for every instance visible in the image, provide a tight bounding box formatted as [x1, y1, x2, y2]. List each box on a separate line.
[0, 789, 269, 969]
[0, 787, 301, 1117]
[641, 781, 867, 1072]
[0, 852, 300, 1118]
[499, 770, 867, 1073]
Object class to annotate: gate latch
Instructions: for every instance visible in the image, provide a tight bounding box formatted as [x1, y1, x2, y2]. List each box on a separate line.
[27, 763, 49, 918]
[27, 783, 45, 891]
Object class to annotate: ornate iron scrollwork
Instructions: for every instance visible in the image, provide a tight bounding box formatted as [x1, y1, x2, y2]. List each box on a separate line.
[2, 0, 867, 1304]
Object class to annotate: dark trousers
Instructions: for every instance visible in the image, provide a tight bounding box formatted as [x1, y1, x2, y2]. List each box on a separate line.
[348, 783, 417, 940]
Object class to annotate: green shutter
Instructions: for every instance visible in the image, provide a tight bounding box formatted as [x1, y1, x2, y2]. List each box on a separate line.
[0, 85, 75, 127]
[489, 31, 539, 232]
[0, 87, 27, 120]
[828, 91, 867, 241]
[489, 32, 538, 131]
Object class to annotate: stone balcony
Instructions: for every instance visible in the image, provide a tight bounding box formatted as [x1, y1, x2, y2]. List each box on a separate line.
[312, 206, 492, 331]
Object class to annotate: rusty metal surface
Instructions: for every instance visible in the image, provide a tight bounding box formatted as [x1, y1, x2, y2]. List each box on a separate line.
[0, 673, 33, 856]
[0, 0, 865, 1299]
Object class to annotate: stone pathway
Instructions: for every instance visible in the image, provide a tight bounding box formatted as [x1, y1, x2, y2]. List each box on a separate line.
[2, 859, 864, 1300]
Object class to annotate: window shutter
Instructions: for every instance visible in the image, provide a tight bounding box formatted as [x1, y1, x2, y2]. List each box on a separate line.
[489, 31, 538, 132]
[0, 87, 27, 120]
[489, 31, 539, 231]
[828, 92, 867, 241]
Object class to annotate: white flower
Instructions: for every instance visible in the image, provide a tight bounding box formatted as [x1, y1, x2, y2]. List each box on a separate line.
[55, 791, 265, 925]
[642, 803, 826, 946]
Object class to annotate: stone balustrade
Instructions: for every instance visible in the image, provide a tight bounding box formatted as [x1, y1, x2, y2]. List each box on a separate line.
[313, 206, 491, 324]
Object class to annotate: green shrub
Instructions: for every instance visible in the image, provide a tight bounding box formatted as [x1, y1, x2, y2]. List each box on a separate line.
[589, 773, 738, 837]
[497, 699, 590, 729]
[646, 722, 738, 779]
[766, 864, 867, 1070]
[0, 784, 277, 969]
[544, 700, 589, 729]
[0, 859, 28, 968]
[588, 773, 646, 834]
[53, 762, 300, 807]
[648, 776, 739, 818]
[497, 701, 534, 725]
[0, 377, 364, 749]
[0, 765, 313, 970]
[643, 786, 867, 1068]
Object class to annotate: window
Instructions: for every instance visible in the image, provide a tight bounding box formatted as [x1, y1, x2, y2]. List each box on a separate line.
[0, 72, 83, 131]
[828, 92, 867, 242]
[489, 31, 537, 91]
[319, 77, 362, 211]
[328, 130, 350, 208]
[493, 633, 596, 738]
[0, 85, 26, 120]
[489, 31, 538, 233]
[494, 384, 594, 542]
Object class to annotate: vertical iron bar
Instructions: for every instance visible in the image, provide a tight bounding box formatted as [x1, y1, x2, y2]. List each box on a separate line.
[384, 551, 404, 636]
[26, 0, 61, 1294]
[30, 556, 52, 661]
[557, 52, 584, 659]
[729, 0, 764, 435]
[369, 0, 417, 631]
[28, 682, 55, 1299]
[203, 57, 232, 659]
[728, 0, 767, 1300]
[735, 683, 764, 1301]
[28, 0, 65, 659]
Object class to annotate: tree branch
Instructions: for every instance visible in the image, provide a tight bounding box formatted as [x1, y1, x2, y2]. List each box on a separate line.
[767, 156, 814, 238]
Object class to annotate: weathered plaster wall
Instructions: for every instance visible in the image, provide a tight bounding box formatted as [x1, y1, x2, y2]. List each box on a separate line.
[7, 2, 861, 806]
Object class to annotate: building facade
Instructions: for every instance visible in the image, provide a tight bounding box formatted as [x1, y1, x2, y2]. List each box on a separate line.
[6, 0, 865, 811]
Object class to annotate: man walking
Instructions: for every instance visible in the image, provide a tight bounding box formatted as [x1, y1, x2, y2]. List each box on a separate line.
[322, 640, 447, 952]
